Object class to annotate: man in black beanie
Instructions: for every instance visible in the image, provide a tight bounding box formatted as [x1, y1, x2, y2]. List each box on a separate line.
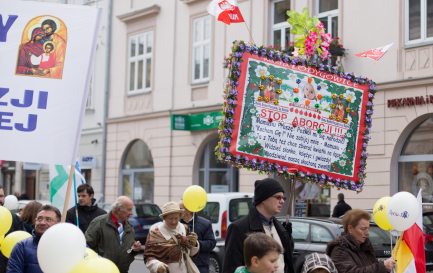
[223, 178, 295, 273]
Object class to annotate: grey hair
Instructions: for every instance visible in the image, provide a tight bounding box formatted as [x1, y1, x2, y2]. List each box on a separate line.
[112, 196, 131, 212]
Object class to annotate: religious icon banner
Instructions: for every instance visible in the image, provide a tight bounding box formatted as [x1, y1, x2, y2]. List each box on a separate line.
[0, 1, 100, 165]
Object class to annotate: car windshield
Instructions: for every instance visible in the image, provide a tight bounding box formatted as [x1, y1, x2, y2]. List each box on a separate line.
[198, 202, 220, 223]
[369, 225, 395, 246]
[424, 212, 433, 233]
[135, 204, 161, 217]
[229, 198, 253, 222]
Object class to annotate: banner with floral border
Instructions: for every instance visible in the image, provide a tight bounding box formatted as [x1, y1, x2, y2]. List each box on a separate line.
[216, 41, 376, 192]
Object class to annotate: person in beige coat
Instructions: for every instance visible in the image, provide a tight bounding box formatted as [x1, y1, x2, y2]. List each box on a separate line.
[144, 201, 200, 273]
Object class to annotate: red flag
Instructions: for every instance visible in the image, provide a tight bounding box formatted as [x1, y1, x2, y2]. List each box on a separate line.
[355, 43, 393, 61]
[393, 190, 426, 273]
[207, 0, 245, 25]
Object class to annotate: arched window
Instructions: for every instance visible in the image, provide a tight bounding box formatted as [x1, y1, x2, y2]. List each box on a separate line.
[398, 116, 433, 202]
[121, 140, 154, 202]
[198, 138, 239, 192]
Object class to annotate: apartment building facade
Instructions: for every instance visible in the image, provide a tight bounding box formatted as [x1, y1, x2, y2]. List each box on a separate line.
[104, 0, 433, 212]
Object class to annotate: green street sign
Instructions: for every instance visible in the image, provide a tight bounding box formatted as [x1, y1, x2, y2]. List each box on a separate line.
[171, 111, 223, 131]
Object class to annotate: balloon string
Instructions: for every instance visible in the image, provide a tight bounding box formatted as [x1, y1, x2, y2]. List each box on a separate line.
[193, 212, 195, 233]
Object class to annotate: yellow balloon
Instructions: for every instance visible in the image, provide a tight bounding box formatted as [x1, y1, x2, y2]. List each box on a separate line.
[0, 206, 12, 237]
[84, 248, 98, 259]
[183, 185, 207, 212]
[373, 196, 394, 231]
[70, 257, 120, 273]
[0, 235, 4, 248]
[0, 231, 32, 258]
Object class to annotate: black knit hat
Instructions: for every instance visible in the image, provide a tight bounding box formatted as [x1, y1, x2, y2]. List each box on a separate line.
[253, 178, 284, 206]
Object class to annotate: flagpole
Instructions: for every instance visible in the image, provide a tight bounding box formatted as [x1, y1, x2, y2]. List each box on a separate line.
[243, 21, 254, 44]
[72, 163, 80, 227]
[61, 164, 75, 222]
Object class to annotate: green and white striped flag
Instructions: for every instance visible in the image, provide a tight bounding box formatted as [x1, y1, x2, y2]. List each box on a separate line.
[49, 164, 85, 211]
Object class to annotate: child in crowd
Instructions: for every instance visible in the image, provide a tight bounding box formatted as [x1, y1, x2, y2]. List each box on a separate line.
[235, 232, 283, 273]
[301, 252, 338, 273]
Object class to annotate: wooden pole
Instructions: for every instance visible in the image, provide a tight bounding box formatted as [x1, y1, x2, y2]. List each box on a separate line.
[61, 164, 75, 222]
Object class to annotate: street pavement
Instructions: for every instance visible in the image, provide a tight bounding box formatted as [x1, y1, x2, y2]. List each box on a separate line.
[129, 255, 149, 273]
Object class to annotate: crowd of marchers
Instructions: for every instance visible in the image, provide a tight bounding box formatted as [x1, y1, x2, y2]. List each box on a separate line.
[0, 179, 396, 273]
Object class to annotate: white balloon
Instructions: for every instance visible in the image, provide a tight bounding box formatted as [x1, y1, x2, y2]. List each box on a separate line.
[4, 195, 18, 211]
[387, 191, 419, 232]
[37, 223, 86, 273]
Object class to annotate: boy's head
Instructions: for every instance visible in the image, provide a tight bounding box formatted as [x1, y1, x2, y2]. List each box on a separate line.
[244, 233, 282, 273]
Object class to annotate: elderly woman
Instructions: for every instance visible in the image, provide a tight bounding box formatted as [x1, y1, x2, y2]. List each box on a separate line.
[326, 209, 395, 273]
[144, 201, 199, 273]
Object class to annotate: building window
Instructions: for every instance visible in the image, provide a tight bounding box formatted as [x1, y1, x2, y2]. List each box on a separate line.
[406, 0, 433, 45]
[121, 140, 154, 202]
[192, 16, 211, 84]
[316, 0, 338, 38]
[398, 116, 433, 202]
[198, 138, 238, 193]
[271, 0, 291, 50]
[127, 31, 153, 94]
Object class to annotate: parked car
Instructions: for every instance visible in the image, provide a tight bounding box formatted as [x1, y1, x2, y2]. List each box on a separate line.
[422, 203, 433, 271]
[100, 201, 161, 245]
[129, 202, 162, 244]
[197, 192, 253, 273]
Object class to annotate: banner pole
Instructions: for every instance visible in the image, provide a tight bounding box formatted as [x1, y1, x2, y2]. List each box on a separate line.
[61, 164, 75, 222]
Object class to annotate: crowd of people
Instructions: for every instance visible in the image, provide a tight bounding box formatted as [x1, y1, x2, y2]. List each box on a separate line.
[0, 179, 397, 273]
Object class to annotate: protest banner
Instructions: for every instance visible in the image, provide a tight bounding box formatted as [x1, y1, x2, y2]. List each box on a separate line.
[217, 41, 376, 191]
[0, 0, 100, 165]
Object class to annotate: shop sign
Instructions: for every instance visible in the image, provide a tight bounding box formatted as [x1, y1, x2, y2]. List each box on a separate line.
[171, 111, 223, 131]
[388, 95, 433, 108]
[80, 156, 96, 169]
[23, 162, 42, 170]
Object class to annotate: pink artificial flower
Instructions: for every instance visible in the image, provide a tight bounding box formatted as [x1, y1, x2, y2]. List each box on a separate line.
[320, 48, 329, 60]
[316, 21, 325, 32]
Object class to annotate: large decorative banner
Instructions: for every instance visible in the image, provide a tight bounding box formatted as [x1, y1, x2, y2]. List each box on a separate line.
[217, 41, 376, 191]
[0, 1, 100, 165]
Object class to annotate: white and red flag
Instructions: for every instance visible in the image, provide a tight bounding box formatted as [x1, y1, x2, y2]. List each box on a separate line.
[207, 0, 245, 25]
[355, 43, 393, 61]
[393, 189, 426, 273]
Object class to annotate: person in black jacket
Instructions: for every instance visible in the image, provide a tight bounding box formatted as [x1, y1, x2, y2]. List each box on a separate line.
[65, 184, 106, 233]
[331, 193, 352, 218]
[180, 201, 217, 273]
[223, 178, 295, 273]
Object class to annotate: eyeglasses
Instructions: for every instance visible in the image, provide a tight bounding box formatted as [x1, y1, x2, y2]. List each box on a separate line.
[272, 195, 287, 202]
[36, 216, 55, 223]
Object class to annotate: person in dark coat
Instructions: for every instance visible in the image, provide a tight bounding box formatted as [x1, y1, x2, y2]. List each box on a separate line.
[66, 184, 106, 233]
[326, 209, 395, 273]
[180, 201, 216, 273]
[223, 178, 295, 273]
[86, 196, 141, 273]
[331, 193, 352, 218]
[7, 205, 61, 273]
[0, 186, 23, 273]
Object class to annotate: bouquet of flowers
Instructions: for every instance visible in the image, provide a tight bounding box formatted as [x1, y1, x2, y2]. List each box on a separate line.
[287, 8, 333, 61]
